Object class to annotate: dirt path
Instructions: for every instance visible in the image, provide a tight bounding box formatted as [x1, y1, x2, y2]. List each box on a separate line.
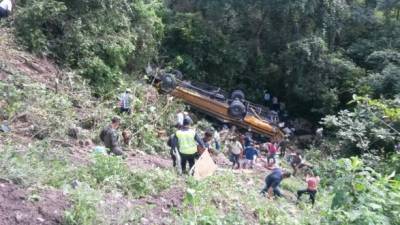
[0, 181, 70, 225]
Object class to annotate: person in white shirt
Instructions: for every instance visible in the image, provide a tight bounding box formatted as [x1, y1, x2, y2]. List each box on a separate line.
[175, 110, 184, 128]
[0, 0, 13, 18]
[228, 136, 243, 169]
[264, 90, 271, 107]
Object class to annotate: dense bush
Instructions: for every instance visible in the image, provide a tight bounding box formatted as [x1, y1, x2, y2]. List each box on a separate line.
[318, 157, 400, 225]
[162, 0, 400, 120]
[15, 0, 164, 94]
[322, 96, 400, 156]
[13, 0, 400, 120]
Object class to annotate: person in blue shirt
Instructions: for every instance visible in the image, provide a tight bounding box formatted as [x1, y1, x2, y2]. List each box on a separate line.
[260, 168, 291, 197]
[244, 142, 259, 169]
[243, 131, 253, 147]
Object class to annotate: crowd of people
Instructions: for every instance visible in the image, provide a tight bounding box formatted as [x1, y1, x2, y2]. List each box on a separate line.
[95, 89, 319, 206]
[165, 110, 319, 205]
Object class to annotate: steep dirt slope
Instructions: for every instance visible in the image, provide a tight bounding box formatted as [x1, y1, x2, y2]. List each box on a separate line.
[0, 181, 69, 225]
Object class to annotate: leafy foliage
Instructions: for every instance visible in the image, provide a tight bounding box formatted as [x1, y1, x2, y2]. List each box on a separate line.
[15, 0, 164, 94]
[162, 0, 400, 120]
[322, 96, 400, 156]
[319, 157, 400, 225]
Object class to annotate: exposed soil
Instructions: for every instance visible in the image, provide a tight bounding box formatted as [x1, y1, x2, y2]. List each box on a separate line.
[0, 28, 58, 89]
[126, 153, 173, 170]
[135, 186, 185, 225]
[0, 181, 70, 225]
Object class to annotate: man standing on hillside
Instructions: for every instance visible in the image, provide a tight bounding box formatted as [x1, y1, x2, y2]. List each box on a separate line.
[0, 0, 12, 18]
[100, 116, 124, 156]
[260, 168, 291, 198]
[119, 89, 133, 114]
[171, 117, 205, 174]
[228, 136, 243, 169]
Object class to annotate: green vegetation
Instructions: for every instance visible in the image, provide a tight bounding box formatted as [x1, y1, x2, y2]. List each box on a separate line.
[15, 0, 164, 94]
[1, 0, 400, 224]
[0, 143, 178, 224]
[0, 143, 177, 196]
[13, 0, 400, 120]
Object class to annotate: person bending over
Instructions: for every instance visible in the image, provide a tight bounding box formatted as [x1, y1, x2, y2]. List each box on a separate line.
[260, 167, 291, 197]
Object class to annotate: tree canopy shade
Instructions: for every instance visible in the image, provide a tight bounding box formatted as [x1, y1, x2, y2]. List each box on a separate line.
[14, 0, 400, 117]
[162, 0, 400, 120]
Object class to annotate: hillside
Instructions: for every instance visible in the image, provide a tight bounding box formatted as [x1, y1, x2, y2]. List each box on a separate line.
[1, 1, 400, 225]
[0, 27, 315, 225]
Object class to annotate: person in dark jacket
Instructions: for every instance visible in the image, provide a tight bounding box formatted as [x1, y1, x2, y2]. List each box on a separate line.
[100, 116, 124, 156]
[167, 133, 177, 167]
[260, 168, 291, 197]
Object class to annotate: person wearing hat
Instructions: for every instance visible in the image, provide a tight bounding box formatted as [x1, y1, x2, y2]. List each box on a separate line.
[99, 116, 124, 156]
[171, 117, 205, 174]
[119, 89, 133, 114]
[0, 0, 12, 18]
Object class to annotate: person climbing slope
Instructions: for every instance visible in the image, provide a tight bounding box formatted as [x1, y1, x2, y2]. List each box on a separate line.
[260, 167, 291, 198]
[297, 171, 320, 206]
[0, 0, 12, 18]
[171, 117, 205, 174]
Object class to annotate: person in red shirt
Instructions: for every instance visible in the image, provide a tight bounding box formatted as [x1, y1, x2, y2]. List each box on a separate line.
[297, 171, 320, 205]
[267, 140, 280, 165]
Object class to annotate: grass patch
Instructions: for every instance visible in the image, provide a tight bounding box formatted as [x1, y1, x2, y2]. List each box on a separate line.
[0, 143, 179, 224]
[175, 169, 327, 225]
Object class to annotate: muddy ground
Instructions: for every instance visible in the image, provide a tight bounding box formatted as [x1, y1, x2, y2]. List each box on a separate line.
[0, 181, 69, 225]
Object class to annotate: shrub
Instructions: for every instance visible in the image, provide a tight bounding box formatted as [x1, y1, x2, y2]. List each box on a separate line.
[64, 184, 102, 225]
[321, 157, 400, 225]
[15, 0, 165, 94]
[0, 143, 74, 187]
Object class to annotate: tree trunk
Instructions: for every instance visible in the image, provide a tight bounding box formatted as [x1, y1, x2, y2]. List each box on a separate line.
[256, 12, 268, 57]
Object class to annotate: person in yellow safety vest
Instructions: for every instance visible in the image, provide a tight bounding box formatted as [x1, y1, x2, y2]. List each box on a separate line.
[171, 116, 205, 174]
